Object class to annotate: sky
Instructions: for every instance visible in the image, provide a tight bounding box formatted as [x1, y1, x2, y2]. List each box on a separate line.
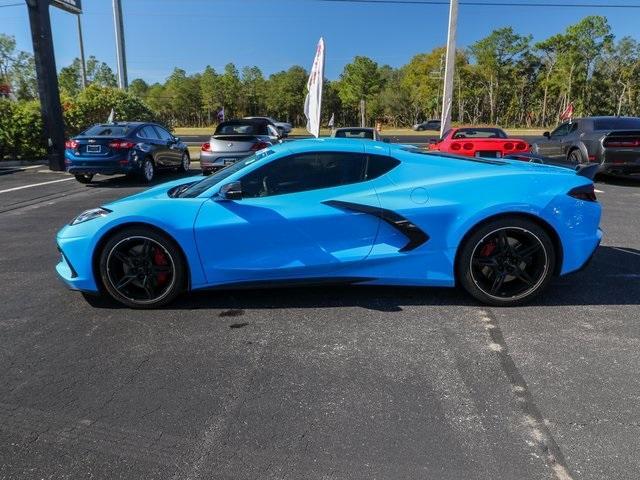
[1, 0, 640, 83]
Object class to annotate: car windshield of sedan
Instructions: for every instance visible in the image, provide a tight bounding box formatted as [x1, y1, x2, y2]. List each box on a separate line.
[452, 128, 507, 139]
[177, 149, 275, 198]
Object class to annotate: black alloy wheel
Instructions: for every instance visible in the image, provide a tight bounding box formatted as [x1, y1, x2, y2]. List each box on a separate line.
[568, 149, 585, 165]
[141, 158, 155, 183]
[458, 218, 556, 306]
[98, 228, 185, 308]
[178, 152, 190, 173]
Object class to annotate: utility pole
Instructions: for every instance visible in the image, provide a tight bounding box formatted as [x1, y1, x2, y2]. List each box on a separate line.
[76, 14, 87, 89]
[112, 0, 128, 89]
[26, 0, 66, 171]
[440, 0, 458, 137]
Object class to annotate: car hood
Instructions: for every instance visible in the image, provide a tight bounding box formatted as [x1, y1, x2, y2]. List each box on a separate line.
[103, 176, 203, 208]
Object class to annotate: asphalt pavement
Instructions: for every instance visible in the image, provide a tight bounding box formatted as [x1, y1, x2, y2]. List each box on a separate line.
[0, 164, 639, 479]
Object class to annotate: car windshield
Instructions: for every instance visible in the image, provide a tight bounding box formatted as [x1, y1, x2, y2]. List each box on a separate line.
[178, 150, 275, 198]
[593, 118, 640, 131]
[452, 128, 507, 139]
[215, 122, 268, 136]
[81, 125, 132, 137]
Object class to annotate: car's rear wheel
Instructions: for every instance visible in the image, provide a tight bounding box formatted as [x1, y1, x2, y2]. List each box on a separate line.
[178, 152, 190, 173]
[457, 217, 556, 306]
[140, 158, 155, 183]
[75, 174, 94, 184]
[568, 149, 585, 165]
[98, 227, 186, 308]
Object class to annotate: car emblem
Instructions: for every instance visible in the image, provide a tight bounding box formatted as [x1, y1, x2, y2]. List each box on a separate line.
[88, 139, 96, 143]
[227, 143, 233, 147]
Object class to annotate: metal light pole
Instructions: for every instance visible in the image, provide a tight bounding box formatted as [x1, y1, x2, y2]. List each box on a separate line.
[440, 0, 458, 137]
[76, 14, 87, 89]
[112, 0, 128, 89]
[26, 0, 66, 171]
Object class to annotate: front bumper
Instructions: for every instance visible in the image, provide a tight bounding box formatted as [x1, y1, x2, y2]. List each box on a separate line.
[55, 226, 100, 293]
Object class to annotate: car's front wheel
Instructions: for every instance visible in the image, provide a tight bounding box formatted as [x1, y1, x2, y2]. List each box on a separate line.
[457, 217, 556, 306]
[98, 227, 186, 308]
[75, 174, 94, 184]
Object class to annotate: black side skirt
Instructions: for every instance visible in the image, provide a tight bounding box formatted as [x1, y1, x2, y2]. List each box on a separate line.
[322, 200, 429, 252]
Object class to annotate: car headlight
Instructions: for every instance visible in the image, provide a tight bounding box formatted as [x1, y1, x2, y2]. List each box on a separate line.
[70, 207, 112, 225]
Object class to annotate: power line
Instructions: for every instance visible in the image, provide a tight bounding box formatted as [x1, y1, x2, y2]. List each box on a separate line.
[0, 3, 24, 8]
[310, 0, 640, 7]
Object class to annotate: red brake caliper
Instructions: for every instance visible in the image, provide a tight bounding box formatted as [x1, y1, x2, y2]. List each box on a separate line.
[153, 248, 169, 286]
[480, 241, 496, 258]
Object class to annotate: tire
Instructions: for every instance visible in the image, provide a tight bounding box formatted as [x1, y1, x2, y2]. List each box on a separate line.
[568, 149, 585, 165]
[75, 174, 94, 184]
[140, 157, 155, 183]
[97, 227, 186, 308]
[456, 216, 556, 306]
[178, 152, 190, 173]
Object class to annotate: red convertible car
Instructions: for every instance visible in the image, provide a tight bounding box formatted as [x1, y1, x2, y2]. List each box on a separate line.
[428, 127, 530, 158]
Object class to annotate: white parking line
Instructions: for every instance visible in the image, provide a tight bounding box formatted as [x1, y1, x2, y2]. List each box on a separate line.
[0, 177, 75, 194]
[612, 247, 640, 257]
[595, 189, 604, 193]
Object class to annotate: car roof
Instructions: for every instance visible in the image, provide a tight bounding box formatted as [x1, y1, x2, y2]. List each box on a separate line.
[220, 118, 272, 127]
[334, 127, 375, 131]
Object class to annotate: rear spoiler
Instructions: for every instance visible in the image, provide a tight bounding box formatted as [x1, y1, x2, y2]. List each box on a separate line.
[503, 153, 599, 180]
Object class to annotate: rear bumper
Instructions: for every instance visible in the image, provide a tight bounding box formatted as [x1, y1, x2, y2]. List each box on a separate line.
[200, 151, 252, 171]
[601, 150, 640, 175]
[64, 150, 139, 175]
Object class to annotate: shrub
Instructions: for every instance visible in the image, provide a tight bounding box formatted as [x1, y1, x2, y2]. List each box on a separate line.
[0, 99, 47, 160]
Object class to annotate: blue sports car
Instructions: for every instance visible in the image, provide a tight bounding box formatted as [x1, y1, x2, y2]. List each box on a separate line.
[56, 138, 602, 308]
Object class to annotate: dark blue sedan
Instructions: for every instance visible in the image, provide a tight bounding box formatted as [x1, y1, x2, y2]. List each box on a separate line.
[64, 122, 191, 184]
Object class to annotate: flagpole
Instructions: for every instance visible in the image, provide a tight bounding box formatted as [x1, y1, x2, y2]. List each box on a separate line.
[440, 0, 458, 138]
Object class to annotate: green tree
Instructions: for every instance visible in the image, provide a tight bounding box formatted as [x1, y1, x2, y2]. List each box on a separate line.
[265, 66, 308, 123]
[199, 65, 220, 124]
[241, 66, 266, 116]
[337, 56, 384, 123]
[128, 78, 149, 98]
[218, 63, 242, 118]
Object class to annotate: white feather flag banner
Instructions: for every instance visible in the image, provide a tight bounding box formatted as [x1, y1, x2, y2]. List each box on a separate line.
[304, 37, 325, 138]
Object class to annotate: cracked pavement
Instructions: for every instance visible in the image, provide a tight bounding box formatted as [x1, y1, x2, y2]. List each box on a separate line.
[0, 168, 639, 479]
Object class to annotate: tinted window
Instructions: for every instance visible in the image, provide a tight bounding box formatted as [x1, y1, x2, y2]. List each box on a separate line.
[154, 126, 173, 141]
[366, 155, 400, 179]
[82, 125, 131, 137]
[452, 128, 507, 139]
[215, 122, 268, 136]
[138, 126, 159, 139]
[241, 152, 367, 198]
[594, 118, 640, 131]
[551, 123, 571, 136]
[178, 150, 275, 198]
[335, 129, 374, 139]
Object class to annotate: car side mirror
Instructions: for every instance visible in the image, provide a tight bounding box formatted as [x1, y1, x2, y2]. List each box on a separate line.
[218, 181, 242, 200]
[543, 131, 551, 139]
[174, 136, 181, 143]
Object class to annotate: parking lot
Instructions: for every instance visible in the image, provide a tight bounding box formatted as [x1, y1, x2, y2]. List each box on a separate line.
[1, 164, 639, 479]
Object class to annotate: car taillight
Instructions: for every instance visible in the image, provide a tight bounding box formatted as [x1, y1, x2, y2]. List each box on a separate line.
[65, 139, 78, 149]
[463, 142, 473, 151]
[108, 141, 136, 149]
[604, 139, 640, 148]
[451, 143, 461, 151]
[201, 142, 210, 152]
[515, 142, 527, 150]
[250, 141, 270, 151]
[568, 184, 597, 202]
[503, 142, 514, 150]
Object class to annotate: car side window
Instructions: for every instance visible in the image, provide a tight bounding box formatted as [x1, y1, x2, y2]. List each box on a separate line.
[570, 122, 579, 133]
[365, 155, 400, 180]
[137, 126, 159, 140]
[241, 152, 367, 198]
[153, 126, 173, 141]
[550, 123, 571, 137]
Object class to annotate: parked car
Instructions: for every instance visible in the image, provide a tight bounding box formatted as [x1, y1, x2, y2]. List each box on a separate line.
[57, 138, 601, 309]
[64, 122, 190, 184]
[200, 119, 281, 174]
[413, 120, 441, 131]
[244, 116, 292, 137]
[428, 127, 530, 158]
[531, 116, 640, 176]
[331, 127, 384, 141]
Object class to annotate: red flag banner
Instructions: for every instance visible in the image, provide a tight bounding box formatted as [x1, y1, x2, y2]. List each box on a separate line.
[560, 103, 574, 121]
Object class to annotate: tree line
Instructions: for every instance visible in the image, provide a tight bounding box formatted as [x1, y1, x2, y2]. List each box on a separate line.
[2, 15, 640, 130]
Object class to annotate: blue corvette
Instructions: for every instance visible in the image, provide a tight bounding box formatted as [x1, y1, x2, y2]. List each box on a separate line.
[56, 138, 602, 308]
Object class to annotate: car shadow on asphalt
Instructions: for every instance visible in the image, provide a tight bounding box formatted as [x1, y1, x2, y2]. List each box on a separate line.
[82, 169, 203, 189]
[596, 174, 640, 187]
[82, 246, 640, 311]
